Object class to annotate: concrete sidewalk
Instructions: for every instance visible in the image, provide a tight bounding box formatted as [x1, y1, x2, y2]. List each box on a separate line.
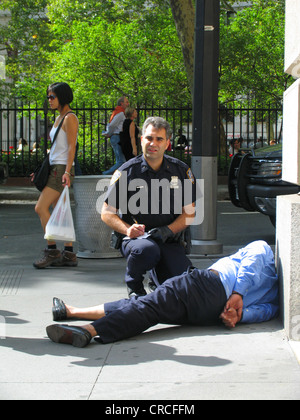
[0, 186, 300, 400]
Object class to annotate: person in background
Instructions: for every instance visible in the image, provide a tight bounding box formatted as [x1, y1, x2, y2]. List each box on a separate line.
[33, 82, 79, 269]
[174, 129, 189, 150]
[32, 142, 39, 153]
[119, 107, 139, 161]
[103, 96, 129, 175]
[229, 138, 242, 157]
[17, 138, 29, 153]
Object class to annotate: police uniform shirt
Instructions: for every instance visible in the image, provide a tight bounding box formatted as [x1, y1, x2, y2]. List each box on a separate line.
[104, 154, 197, 232]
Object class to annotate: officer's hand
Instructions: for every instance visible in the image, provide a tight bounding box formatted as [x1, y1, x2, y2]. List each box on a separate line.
[127, 224, 145, 239]
[148, 226, 175, 243]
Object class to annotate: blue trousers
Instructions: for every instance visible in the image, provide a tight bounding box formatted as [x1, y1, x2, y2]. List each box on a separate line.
[103, 134, 126, 175]
[92, 269, 227, 344]
[121, 238, 192, 291]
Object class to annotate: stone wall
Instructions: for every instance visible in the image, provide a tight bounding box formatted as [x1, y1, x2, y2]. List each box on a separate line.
[276, 0, 300, 341]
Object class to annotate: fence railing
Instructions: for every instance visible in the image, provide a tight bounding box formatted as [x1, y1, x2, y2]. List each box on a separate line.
[0, 102, 282, 177]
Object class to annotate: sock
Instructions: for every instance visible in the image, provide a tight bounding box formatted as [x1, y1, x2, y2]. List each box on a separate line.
[48, 244, 57, 250]
[64, 246, 73, 253]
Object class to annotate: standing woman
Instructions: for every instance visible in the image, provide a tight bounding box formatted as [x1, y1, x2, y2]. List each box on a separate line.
[119, 107, 139, 161]
[33, 82, 79, 269]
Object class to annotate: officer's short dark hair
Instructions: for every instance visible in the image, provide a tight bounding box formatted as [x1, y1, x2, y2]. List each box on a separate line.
[47, 82, 74, 107]
[143, 117, 172, 140]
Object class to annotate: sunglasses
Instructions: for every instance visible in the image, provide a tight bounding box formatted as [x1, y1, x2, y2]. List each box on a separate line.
[47, 95, 56, 100]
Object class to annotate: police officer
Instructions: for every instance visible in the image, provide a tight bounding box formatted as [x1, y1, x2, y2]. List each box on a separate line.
[101, 117, 197, 297]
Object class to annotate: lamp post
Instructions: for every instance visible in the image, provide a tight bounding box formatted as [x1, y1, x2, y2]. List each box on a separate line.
[191, 0, 223, 255]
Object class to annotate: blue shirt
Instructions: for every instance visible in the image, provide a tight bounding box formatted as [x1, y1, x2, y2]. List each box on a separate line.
[209, 241, 279, 324]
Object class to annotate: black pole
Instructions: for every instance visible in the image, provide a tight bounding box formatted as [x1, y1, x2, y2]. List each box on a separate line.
[191, 0, 222, 255]
[192, 0, 220, 157]
[192, 0, 205, 157]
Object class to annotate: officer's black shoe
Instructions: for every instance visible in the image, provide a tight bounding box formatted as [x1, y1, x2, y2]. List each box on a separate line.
[127, 286, 147, 298]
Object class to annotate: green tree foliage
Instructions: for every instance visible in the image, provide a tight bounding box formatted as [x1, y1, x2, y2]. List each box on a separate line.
[0, 0, 54, 100]
[219, 0, 293, 107]
[0, 0, 291, 107]
[46, 0, 189, 105]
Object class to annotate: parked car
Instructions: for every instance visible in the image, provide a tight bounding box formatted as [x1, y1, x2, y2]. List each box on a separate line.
[0, 162, 8, 184]
[228, 144, 300, 226]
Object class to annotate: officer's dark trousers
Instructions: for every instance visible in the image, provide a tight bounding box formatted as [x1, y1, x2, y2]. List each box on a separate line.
[92, 269, 227, 344]
[121, 238, 192, 291]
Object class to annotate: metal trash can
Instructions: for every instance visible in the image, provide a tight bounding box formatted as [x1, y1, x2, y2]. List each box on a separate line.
[73, 175, 122, 259]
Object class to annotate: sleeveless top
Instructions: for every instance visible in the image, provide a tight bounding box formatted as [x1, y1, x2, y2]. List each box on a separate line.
[120, 119, 139, 161]
[49, 117, 78, 166]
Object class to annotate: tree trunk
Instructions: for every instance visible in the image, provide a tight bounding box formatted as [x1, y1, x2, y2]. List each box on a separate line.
[169, 0, 195, 93]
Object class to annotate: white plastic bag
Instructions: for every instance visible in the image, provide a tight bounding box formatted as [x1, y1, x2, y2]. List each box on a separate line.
[44, 187, 76, 242]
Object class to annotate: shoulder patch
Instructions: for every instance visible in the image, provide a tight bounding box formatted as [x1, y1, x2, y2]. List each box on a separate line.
[110, 170, 122, 186]
[186, 168, 195, 184]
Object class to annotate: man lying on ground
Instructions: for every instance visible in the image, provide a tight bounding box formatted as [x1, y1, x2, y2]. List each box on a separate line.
[46, 241, 279, 348]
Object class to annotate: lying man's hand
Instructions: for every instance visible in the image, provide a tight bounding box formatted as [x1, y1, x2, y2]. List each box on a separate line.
[220, 293, 243, 328]
[220, 308, 240, 328]
[225, 293, 243, 319]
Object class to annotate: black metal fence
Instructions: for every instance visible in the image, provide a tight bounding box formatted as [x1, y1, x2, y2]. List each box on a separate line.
[0, 102, 282, 177]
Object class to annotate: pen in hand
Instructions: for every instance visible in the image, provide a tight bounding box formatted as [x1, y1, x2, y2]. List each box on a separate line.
[132, 216, 139, 225]
[130, 216, 146, 237]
